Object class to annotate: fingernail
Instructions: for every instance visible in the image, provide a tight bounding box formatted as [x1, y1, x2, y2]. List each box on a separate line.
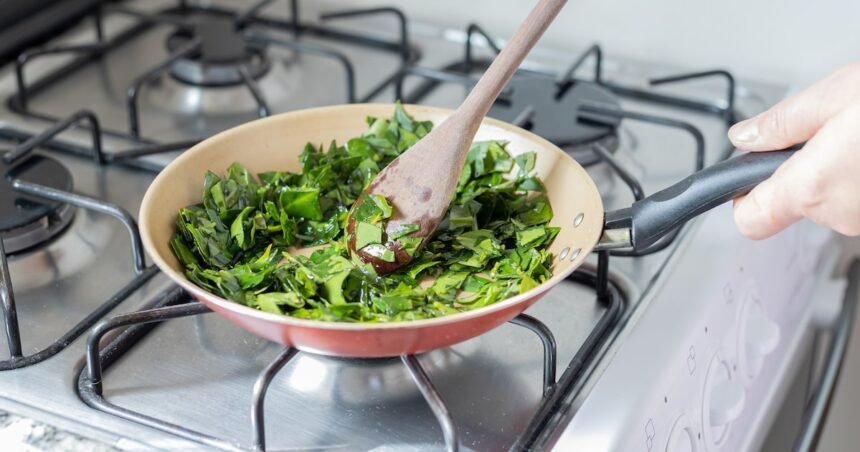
[729, 121, 759, 144]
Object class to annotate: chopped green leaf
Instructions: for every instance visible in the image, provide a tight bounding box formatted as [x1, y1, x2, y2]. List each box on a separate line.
[255, 292, 305, 313]
[323, 269, 351, 305]
[170, 234, 199, 267]
[360, 244, 396, 262]
[389, 223, 419, 239]
[448, 201, 480, 230]
[517, 194, 553, 226]
[516, 226, 546, 248]
[280, 187, 323, 221]
[373, 292, 416, 315]
[397, 236, 423, 256]
[346, 138, 377, 159]
[352, 192, 393, 223]
[368, 193, 393, 219]
[354, 221, 383, 250]
[431, 271, 470, 299]
[515, 151, 536, 175]
[230, 206, 254, 248]
[463, 274, 491, 293]
[519, 276, 539, 294]
[406, 259, 439, 279]
[393, 100, 414, 132]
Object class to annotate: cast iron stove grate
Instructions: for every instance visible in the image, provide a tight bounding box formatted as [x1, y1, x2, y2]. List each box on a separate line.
[9, 0, 417, 159]
[0, 112, 156, 370]
[75, 253, 623, 452]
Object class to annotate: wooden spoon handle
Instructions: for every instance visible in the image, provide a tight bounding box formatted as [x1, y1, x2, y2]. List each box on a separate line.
[458, 0, 568, 121]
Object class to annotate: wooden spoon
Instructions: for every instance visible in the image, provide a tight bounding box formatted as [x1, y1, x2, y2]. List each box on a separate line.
[348, 0, 568, 274]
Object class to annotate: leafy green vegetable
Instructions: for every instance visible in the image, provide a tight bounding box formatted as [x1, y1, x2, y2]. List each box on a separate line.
[516, 227, 546, 248]
[398, 236, 422, 256]
[354, 222, 383, 250]
[279, 187, 323, 221]
[360, 243, 396, 263]
[171, 102, 557, 322]
[389, 223, 419, 239]
[254, 292, 305, 314]
[353, 193, 393, 223]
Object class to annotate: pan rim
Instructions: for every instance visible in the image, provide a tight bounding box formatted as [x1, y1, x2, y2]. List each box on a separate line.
[140, 103, 603, 331]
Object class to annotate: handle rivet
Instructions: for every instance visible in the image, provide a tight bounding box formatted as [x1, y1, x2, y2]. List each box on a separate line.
[559, 246, 570, 260]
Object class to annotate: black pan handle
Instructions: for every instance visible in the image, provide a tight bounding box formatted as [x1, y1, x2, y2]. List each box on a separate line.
[601, 146, 800, 251]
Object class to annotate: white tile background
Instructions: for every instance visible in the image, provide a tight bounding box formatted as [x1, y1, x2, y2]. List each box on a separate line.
[324, 0, 860, 86]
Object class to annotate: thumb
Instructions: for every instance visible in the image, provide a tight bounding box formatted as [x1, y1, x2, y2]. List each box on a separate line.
[728, 93, 823, 152]
[728, 63, 860, 152]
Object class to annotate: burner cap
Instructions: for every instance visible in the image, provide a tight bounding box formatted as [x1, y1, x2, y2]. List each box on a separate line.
[1, 153, 75, 253]
[166, 13, 270, 87]
[489, 79, 622, 147]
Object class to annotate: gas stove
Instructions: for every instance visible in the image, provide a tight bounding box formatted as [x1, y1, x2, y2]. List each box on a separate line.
[0, 1, 854, 451]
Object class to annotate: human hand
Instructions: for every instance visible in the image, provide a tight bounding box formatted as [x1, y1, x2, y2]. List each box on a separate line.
[728, 62, 860, 239]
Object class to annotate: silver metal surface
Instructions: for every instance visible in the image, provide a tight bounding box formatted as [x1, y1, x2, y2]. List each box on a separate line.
[0, 203, 76, 254]
[553, 210, 835, 452]
[594, 228, 632, 251]
[0, 1, 795, 450]
[15, 3, 402, 149]
[0, 145, 170, 355]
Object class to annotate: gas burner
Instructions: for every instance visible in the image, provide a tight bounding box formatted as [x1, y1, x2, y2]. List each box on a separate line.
[1, 153, 75, 253]
[166, 13, 270, 87]
[148, 61, 297, 116]
[562, 131, 620, 167]
[489, 79, 622, 165]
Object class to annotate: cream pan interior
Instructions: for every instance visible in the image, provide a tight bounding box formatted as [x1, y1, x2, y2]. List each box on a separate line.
[139, 104, 604, 329]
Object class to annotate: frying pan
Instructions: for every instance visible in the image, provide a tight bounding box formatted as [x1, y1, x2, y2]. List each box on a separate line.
[140, 104, 792, 357]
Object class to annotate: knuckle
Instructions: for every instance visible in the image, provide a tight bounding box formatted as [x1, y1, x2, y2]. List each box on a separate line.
[743, 184, 783, 237]
[840, 103, 860, 122]
[829, 206, 860, 236]
[778, 156, 826, 214]
[829, 62, 860, 87]
[795, 169, 826, 216]
[830, 106, 860, 150]
[808, 63, 860, 118]
[746, 186, 769, 215]
[835, 223, 860, 237]
[829, 211, 860, 235]
[837, 61, 860, 79]
[761, 107, 791, 144]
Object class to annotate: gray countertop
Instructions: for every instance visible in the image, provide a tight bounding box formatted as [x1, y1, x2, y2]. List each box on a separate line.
[0, 410, 115, 452]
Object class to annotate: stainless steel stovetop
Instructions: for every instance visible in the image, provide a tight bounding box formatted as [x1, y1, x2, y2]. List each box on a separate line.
[0, 1, 792, 450]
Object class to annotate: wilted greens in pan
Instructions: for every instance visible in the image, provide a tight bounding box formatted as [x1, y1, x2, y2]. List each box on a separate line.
[170, 103, 558, 322]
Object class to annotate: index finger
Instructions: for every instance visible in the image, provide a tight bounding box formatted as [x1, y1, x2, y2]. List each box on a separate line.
[728, 62, 860, 152]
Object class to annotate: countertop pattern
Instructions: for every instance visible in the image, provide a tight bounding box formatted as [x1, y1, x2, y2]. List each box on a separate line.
[0, 411, 114, 452]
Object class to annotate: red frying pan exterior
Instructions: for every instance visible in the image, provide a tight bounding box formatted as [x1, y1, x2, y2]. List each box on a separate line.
[139, 104, 604, 357]
[187, 278, 553, 357]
